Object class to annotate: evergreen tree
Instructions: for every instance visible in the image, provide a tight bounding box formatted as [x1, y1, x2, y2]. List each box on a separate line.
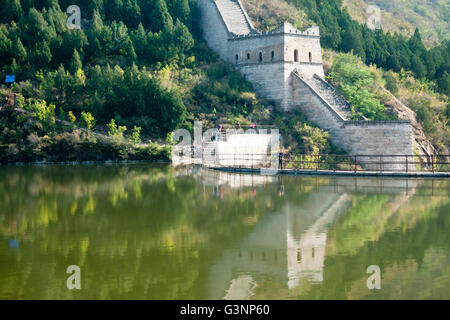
[88, 10, 104, 58]
[70, 49, 82, 73]
[172, 19, 194, 52]
[411, 55, 427, 79]
[423, 50, 436, 79]
[88, 0, 105, 20]
[409, 28, 426, 55]
[4, 0, 24, 23]
[123, 0, 141, 28]
[387, 53, 400, 72]
[10, 58, 20, 75]
[26, 8, 52, 43]
[108, 0, 124, 22]
[131, 23, 148, 58]
[150, 0, 173, 32]
[341, 27, 365, 62]
[0, 26, 12, 63]
[174, 0, 191, 26]
[15, 38, 27, 63]
[32, 41, 52, 66]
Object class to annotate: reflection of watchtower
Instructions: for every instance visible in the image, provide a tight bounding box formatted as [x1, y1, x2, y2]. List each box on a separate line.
[287, 194, 350, 288]
[207, 187, 352, 299]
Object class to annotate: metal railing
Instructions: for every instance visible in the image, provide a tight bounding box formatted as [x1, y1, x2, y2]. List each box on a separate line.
[209, 153, 450, 173]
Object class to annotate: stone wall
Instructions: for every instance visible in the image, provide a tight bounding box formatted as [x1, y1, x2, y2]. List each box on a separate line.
[227, 33, 285, 64]
[292, 74, 414, 170]
[239, 62, 287, 106]
[198, 0, 230, 60]
[197, 0, 416, 168]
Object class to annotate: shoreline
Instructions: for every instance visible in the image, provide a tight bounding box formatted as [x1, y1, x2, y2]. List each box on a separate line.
[0, 159, 172, 167]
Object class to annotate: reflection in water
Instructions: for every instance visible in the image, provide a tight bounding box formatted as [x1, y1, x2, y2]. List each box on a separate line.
[0, 164, 448, 300]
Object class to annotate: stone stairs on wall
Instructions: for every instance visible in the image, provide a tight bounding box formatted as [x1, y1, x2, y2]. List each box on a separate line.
[304, 75, 357, 120]
[215, 0, 252, 35]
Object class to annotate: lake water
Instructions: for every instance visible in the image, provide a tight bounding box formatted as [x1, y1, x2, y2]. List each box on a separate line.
[0, 164, 449, 300]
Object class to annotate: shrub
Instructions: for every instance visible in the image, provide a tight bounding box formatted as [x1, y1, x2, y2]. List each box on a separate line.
[80, 111, 96, 131]
[130, 126, 142, 144]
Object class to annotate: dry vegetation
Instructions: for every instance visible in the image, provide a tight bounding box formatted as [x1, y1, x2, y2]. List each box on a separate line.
[342, 0, 450, 46]
[240, 0, 312, 31]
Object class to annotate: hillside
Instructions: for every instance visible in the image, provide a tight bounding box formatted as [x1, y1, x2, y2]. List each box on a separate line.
[343, 0, 450, 46]
[0, 0, 448, 164]
[241, 0, 311, 31]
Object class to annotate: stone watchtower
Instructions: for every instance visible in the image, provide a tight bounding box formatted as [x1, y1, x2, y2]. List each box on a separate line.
[198, 0, 414, 170]
[198, 0, 324, 110]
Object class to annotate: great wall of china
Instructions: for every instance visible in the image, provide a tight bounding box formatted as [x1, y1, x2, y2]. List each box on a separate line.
[197, 0, 415, 171]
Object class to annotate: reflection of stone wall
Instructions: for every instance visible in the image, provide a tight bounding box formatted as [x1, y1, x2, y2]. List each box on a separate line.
[207, 188, 350, 299]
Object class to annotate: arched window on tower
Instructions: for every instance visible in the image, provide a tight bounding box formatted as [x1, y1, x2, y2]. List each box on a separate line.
[259, 52, 263, 63]
[309, 52, 312, 63]
[235, 54, 239, 64]
[294, 50, 299, 62]
[271, 51, 275, 61]
[247, 53, 250, 61]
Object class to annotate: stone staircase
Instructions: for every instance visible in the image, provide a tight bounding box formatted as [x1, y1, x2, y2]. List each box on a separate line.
[303, 75, 357, 120]
[216, 0, 252, 35]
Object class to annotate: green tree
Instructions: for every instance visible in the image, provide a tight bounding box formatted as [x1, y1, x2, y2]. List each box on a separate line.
[150, 0, 173, 32]
[68, 111, 76, 124]
[411, 55, 427, 79]
[4, 0, 24, 23]
[80, 111, 96, 131]
[123, 0, 141, 28]
[0, 26, 12, 62]
[70, 49, 82, 73]
[130, 126, 142, 144]
[174, 0, 191, 26]
[107, 119, 127, 138]
[15, 38, 27, 63]
[9, 58, 20, 75]
[131, 23, 148, 58]
[341, 27, 365, 61]
[32, 41, 52, 66]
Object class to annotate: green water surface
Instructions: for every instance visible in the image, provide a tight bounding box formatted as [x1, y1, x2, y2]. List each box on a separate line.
[0, 164, 449, 300]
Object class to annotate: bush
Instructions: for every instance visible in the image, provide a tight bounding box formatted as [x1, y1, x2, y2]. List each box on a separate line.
[80, 112, 96, 131]
[384, 72, 398, 95]
[327, 53, 391, 120]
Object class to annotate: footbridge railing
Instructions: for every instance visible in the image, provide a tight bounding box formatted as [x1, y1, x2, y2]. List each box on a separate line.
[209, 153, 450, 173]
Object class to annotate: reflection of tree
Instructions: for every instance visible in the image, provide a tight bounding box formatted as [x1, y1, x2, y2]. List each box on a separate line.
[1, 165, 447, 300]
[0, 165, 326, 299]
[309, 199, 450, 300]
[251, 180, 450, 299]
